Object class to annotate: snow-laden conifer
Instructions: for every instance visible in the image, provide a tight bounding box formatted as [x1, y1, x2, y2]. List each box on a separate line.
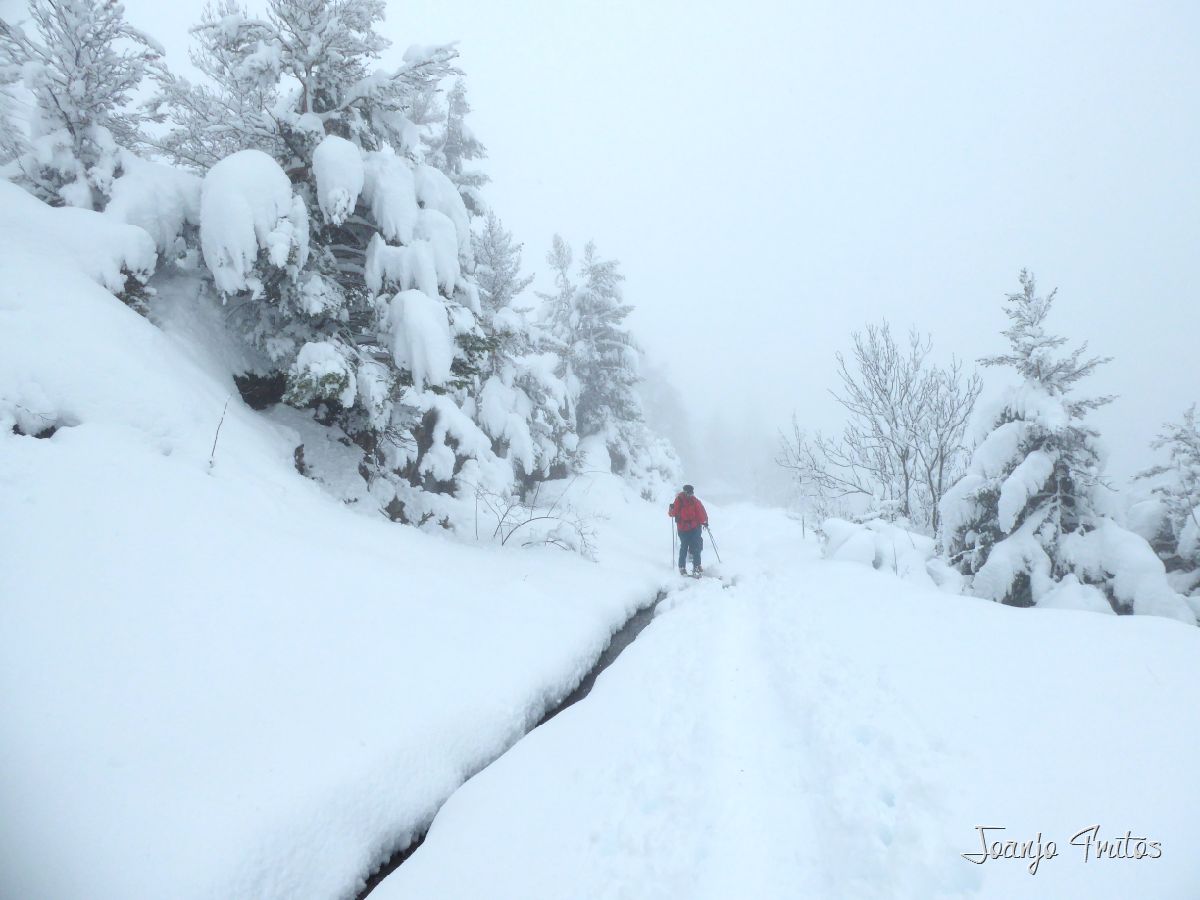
[157, 0, 511, 521]
[424, 78, 488, 215]
[473, 213, 576, 488]
[540, 236, 679, 496]
[940, 271, 1195, 623]
[1131, 405, 1200, 599]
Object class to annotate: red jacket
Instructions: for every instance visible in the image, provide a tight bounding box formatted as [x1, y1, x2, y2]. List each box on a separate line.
[668, 493, 708, 532]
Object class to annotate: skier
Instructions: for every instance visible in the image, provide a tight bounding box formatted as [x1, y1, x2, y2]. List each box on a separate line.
[669, 484, 708, 576]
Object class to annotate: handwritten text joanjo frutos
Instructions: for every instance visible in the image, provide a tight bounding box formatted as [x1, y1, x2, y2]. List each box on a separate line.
[961, 826, 1162, 875]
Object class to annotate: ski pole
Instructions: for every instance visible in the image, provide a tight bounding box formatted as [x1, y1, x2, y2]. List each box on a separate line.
[671, 521, 677, 571]
[704, 525, 722, 563]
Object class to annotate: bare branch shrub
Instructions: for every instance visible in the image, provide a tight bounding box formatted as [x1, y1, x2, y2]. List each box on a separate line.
[777, 322, 982, 533]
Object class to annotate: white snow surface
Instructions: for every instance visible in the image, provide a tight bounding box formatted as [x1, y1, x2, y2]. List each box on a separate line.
[378, 506, 1200, 900]
[0, 202, 667, 900]
[0, 181, 156, 296]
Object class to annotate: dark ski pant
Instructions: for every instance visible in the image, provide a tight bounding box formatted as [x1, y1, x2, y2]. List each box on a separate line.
[678, 527, 703, 570]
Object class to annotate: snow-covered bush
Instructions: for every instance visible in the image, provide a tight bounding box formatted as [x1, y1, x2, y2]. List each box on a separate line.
[940, 271, 1194, 624]
[284, 340, 357, 408]
[823, 517, 962, 592]
[1060, 518, 1198, 622]
[1130, 405, 1200, 599]
[0, 0, 161, 209]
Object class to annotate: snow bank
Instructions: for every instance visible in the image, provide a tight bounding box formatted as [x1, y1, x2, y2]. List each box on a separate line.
[312, 135, 364, 226]
[0, 181, 155, 296]
[823, 518, 961, 592]
[1038, 573, 1115, 615]
[200, 149, 308, 295]
[0, 193, 671, 900]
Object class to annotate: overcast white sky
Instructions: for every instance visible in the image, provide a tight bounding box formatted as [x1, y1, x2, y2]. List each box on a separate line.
[6, 0, 1197, 486]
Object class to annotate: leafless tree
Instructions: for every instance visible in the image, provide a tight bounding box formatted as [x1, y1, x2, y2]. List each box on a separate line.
[777, 322, 981, 534]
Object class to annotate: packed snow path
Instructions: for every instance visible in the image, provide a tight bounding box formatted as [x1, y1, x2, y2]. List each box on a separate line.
[376, 506, 1200, 900]
[355, 588, 671, 899]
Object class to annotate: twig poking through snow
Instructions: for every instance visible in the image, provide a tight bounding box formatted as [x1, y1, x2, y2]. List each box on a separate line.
[209, 395, 232, 472]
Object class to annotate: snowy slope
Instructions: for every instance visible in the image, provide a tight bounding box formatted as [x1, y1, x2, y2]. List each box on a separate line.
[378, 505, 1200, 900]
[0, 183, 671, 900]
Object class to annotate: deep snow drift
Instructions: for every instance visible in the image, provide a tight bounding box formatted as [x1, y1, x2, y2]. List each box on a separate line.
[0, 182, 671, 900]
[378, 506, 1200, 900]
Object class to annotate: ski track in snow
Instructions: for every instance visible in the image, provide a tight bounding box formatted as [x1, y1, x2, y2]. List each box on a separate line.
[376, 502, 1200, 899]
[378, 510, 997, 899]
[671, 565, 974, 899]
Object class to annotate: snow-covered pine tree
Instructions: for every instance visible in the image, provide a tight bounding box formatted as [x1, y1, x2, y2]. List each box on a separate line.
[424, 78, 488, 215]
[940, 271, 1111, 605]
[540, 236, 679, 495]
[1134, 405, 1200, 597]
[155, 0, 509, 523]
[940, 271, 1195, 624]
[473, 212, 577, 490]
[0, 0, 162, 209]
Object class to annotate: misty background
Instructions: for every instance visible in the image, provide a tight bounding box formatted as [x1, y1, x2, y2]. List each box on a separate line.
[8, 0, 1196, 502]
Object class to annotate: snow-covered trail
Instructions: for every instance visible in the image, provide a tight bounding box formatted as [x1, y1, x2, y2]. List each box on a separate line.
[375, 506, 1200, 900]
